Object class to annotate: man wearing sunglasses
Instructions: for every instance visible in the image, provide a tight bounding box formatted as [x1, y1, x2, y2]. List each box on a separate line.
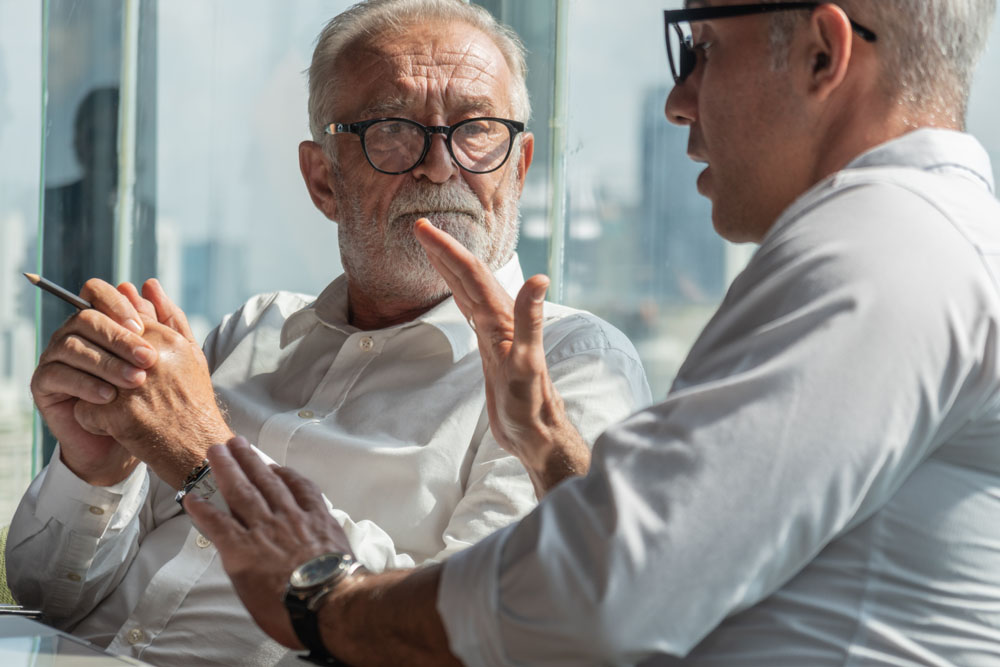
[5, 1, 651, 665]
[190, 0, 1000, 664]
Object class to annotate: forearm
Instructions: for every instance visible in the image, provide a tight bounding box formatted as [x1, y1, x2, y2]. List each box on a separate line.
[321, 565, 460, 667]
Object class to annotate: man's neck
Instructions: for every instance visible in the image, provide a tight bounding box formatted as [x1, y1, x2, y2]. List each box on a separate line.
[809, 89, 963, 189]
[346, 285, 448, 331]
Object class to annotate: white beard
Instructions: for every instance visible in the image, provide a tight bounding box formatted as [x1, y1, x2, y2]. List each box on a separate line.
[333, 165, 521, 308]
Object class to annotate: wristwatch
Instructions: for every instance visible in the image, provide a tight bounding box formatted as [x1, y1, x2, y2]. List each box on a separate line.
[174, 459, 229, 512]
[284, 552, 363, 666]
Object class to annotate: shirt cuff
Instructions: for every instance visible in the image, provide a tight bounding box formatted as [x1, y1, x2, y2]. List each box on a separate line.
[35, 444, 148, 537]
[437, 522, 514, 667]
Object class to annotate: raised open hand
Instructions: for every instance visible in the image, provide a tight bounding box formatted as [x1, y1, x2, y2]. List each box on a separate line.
[414, 218, 589, 495]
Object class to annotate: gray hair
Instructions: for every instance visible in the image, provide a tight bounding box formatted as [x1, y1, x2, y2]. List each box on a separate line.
[307, 0, 531, 144]
[768, 0, 996, 124]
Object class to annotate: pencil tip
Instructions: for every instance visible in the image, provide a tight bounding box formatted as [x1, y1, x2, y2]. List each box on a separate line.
[23, 272, 40, 284]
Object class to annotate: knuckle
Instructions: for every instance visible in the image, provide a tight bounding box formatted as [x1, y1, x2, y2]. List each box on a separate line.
[64, 334, 102, 366]
[81, 277, 103, 294]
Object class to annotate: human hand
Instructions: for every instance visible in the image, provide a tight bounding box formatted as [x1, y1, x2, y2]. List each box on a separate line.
[118, 278, 198, 341]
[73, 313, 234, 490]
[31, 278, 159, 486]
[414, 219, 590, 495]
[184, 437, 355, 650]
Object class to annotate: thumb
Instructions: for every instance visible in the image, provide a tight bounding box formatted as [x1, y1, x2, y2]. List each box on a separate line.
[513, 275, 548, 351]
[74, 400, 111, 437]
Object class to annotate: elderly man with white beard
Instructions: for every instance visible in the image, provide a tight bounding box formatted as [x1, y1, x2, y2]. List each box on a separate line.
[4, 1, 650, 665]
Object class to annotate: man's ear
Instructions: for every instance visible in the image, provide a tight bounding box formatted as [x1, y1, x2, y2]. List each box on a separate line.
[804, 3, 854, 100]
[299, 140, 339, 222]
[514, 132, 534, 197]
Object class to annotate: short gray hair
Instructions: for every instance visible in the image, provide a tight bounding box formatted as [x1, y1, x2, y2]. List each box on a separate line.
[768, 0, 996, 123]
[307, 0, 531, 143]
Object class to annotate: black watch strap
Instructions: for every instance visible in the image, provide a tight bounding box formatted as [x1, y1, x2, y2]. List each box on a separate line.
[286, 594, 351, 666]
[297, 651, 351, 666]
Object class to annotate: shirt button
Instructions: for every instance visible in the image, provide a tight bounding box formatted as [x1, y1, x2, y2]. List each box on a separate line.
[196, 534, 212, 548]
[297, 409, 314, 419]
[127, 628, 145, 645]
[66, 572, 82, 582]
[359, 336, 375, 352]
[88, 506, 105, 515]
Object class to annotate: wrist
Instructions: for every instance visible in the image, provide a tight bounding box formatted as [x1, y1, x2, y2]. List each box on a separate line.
[59, 448, 140, 487]
[153, 423, 235, 490]
[285, 553, 366, 665]
[525, 407, 590, 495]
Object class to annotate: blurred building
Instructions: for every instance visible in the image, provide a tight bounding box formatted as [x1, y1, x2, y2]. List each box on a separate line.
[639, 86, 725, 305]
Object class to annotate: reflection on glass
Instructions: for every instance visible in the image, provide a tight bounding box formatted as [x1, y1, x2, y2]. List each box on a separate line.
[42, 86, 120, 342]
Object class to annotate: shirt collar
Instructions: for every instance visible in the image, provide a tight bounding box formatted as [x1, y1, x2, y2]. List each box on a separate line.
[844, 127, 994, 193]
[279, 255, 526, 363]
[763, 129, 995, 245]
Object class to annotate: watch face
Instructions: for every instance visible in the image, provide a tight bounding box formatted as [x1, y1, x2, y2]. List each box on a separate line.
[290, 553, 347, 589]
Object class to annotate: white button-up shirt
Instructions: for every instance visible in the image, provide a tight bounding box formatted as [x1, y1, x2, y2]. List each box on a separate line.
[439, 130, 1000, 666]
[6, 256, 650, 666]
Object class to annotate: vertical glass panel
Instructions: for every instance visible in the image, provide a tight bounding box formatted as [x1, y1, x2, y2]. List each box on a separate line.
[42, 0, 123, 347]
[155, 1, 353, 342]
[476, 0, 557, 281]
[38, 0, 157, 464]
[0, 2, 42, 521]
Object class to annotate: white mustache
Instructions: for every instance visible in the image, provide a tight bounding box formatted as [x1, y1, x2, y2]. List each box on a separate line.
[388, 183, 484, 223]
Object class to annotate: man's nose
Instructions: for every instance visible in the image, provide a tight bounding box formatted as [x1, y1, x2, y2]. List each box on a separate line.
[665, 80, 697, 127]
[410, 134, 459, 183]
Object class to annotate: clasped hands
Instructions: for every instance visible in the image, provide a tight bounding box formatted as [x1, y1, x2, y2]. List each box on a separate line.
[30, 278, 234, 489]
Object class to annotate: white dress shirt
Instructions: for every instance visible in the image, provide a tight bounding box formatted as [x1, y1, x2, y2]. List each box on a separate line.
[439, 130, 1000, 666]
[5, 256, 650, 666]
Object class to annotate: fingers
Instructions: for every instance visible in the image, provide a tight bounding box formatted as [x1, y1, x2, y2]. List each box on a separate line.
[415, 219, 476, 312]
[142, 279, 197, 342]
[184, 484, 246, 549]
[32, 361, 118, 406]
[204, 439, 272, 527]
[414, 218, 518, 334]
[80, 278, 145, 335]
[34, 319, 155, 407]
[228, 437, 299, 513]
[272, 466, 328, 515]
[117, 281, 158, 322]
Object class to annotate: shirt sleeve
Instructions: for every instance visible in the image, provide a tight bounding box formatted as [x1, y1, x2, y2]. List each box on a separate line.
[4, 448, 180, 628]
[437, 184, 997, 665]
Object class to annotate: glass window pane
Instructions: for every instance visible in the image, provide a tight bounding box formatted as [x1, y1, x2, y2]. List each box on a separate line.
[0, 2, 42, 521]
[557, 0, 751, 398]
[155, 1, 353, 343]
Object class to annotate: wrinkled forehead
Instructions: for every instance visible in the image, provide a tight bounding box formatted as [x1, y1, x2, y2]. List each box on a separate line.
[333, 20, 514, 120]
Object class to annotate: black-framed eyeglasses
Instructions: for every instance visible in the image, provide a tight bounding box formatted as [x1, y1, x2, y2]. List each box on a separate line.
[324, 116, 525, 175]
[664, 2, 877, 85]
